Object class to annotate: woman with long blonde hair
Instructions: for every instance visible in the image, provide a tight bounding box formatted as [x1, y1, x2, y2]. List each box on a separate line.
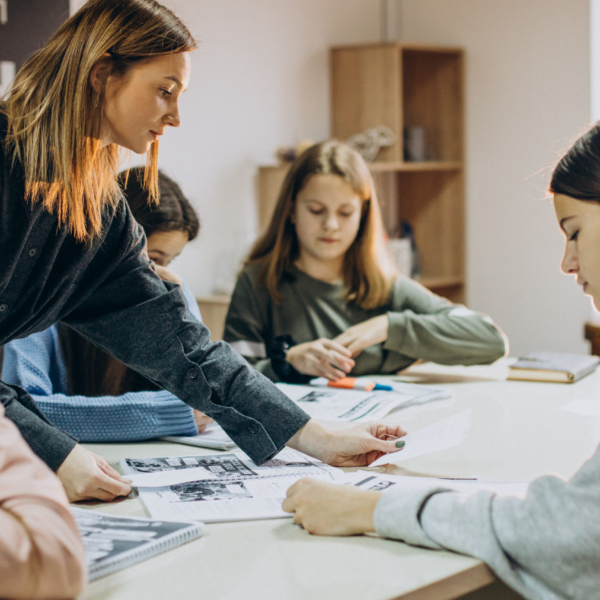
[0, 0, 405, 504]
[225, 141, 505, 382]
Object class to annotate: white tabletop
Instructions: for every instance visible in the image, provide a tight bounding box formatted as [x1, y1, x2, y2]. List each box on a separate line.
[78, 359, 600, 600]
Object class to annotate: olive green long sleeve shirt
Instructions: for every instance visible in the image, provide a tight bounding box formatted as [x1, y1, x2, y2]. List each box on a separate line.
[224, 265, 507, 381]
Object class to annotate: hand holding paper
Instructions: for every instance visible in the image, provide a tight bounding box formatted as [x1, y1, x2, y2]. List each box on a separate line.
[369, 410, 472, 467]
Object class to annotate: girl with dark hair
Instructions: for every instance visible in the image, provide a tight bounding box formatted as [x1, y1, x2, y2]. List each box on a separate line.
[3, 168, 214, 442]
[282, 124, 600, 600]
[0, 0, 404, 504]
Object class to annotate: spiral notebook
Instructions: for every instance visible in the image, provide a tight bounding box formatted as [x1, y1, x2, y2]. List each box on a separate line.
[71, 508, 204, 581]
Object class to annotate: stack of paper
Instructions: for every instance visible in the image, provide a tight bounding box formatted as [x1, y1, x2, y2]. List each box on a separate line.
[276, 381, 451, 423]
[121, 449, 343, 523]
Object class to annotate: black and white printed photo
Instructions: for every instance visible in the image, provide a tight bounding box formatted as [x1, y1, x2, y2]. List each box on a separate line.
[169, 481, 252, 502]
[125, 454, 258, 478]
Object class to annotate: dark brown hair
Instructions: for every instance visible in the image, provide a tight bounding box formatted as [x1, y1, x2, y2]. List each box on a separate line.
[119, 167, 200, 240]
[247, 140, 395, 309]
[550, 123, 600, 201]
[60, 169, 199, 396]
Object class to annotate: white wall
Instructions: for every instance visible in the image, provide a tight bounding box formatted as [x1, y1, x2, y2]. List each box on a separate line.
[72, 0, 381, 296]
[70, 0, 592, 355]
[395, 0, 592, 355]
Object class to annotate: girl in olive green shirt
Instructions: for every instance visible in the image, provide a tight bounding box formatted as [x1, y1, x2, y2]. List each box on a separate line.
[225, 141, 506, 382]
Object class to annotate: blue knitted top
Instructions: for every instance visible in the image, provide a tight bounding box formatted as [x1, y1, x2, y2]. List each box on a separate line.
[2, 281, 201, 443]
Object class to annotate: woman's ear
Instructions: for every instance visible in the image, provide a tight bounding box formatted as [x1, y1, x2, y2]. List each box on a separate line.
[89, 52, 112, 94]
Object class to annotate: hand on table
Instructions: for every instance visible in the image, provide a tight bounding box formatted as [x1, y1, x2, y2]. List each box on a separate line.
[286, 339, 355, 381]
[56, 444, 132, 502]
[286, 419, 407, 467]
[282, 478, 380, 536]
[194, 410, 214, 433]
[334, 315, 389, 358]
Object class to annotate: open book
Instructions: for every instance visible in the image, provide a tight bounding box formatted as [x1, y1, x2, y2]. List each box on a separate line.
[508, 352, 599, 383]
[120, 448, 343, 523]
[71, 508, 203, 581]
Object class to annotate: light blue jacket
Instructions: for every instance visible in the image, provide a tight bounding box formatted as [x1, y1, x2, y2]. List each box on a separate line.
[2, 281, 201, 443]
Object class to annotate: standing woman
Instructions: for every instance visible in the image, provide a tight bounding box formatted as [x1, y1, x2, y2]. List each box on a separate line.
[0, 0, 403, 503]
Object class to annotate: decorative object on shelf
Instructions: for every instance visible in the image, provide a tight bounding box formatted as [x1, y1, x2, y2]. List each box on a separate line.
[345, 125, 396, 163]
[275, 139, 314, 164]
[386, 238, 412, 277]
[403, 126, 428, 162]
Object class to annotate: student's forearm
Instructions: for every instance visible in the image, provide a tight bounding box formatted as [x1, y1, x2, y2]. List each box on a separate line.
[384, 311, 506, 365]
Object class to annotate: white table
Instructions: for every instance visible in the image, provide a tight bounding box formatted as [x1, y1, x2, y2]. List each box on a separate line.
[79, 359, 600, 600]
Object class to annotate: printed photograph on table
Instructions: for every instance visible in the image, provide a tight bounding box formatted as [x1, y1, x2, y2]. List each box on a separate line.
[170, 481, 252, 503]
[123, 455, 257, 478]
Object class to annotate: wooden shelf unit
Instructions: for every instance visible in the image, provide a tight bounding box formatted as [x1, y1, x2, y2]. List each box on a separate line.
[330, 43, 465, 303]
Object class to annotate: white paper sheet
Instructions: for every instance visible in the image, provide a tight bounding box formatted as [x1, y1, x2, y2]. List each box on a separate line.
[133, 449, 343, 523]
[369, 409, 472, 466]
[276, 383, 450, 423]
[121, 448, 340, 488]
[351, 471, 529, 497]
[138, 474, 338, 523]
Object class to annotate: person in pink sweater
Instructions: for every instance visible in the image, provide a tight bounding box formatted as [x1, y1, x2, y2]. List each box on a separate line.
[0, 404, 86, 600]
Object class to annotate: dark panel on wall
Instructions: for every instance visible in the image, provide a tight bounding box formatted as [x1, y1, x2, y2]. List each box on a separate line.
[0, 0, 70, 70]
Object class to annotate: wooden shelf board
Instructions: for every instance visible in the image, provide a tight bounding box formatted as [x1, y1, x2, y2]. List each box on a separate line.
[368, 161, 463, 173]
[331, 42, 463, 55]
[419, 276, 464, 289]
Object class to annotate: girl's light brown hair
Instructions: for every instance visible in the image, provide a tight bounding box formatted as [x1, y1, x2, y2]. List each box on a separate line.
[248, 140, 395, 309]
[2, 0, 196, 242]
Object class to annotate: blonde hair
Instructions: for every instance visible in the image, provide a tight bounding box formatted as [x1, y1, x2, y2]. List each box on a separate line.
[2, 0, 196, 242]
[248, 140, 395, 309]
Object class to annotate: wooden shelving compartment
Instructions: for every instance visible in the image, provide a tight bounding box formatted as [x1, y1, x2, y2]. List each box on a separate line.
[330, 43, 465, 303]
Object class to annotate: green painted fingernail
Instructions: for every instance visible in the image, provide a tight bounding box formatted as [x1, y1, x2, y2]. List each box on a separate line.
[395, 440, 405, 448]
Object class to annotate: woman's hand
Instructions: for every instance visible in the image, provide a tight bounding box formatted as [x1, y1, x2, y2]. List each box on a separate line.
[334, 315, 389, 358]
[286, 419, 407, 467]
[153, 263, 183, 285]
[282, 478, 381, 536]
[194, 410, 214, 433]
[286, 339, 355, 381]
[56, 444, 132, 502]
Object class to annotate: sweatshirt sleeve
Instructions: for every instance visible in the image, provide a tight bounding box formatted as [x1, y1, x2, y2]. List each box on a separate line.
[223, 268, 281, 382]
[384, 277, 507, 366]
[2, 326, 198, 442]
[373, 445, 600, 600]
[0, 405, 86, 600]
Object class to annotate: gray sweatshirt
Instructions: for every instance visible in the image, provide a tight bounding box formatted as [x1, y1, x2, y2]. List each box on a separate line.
[373, 443, 600, 600]
[224, 265, 507, 382]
